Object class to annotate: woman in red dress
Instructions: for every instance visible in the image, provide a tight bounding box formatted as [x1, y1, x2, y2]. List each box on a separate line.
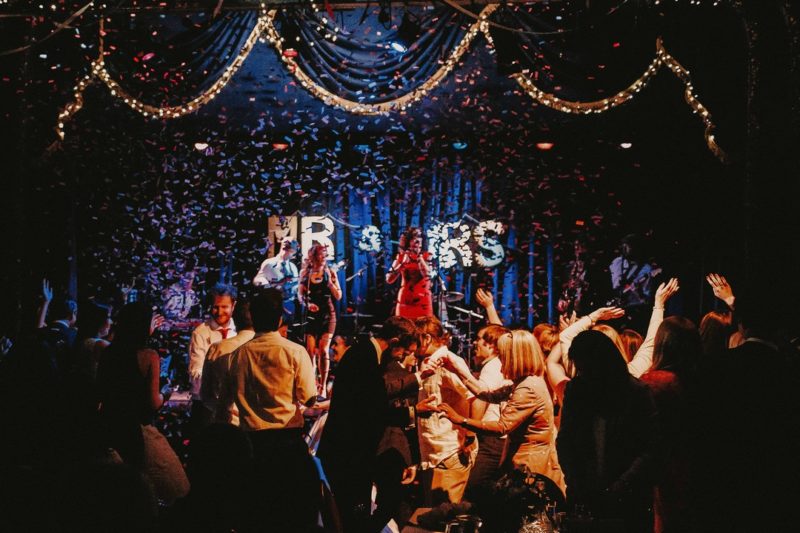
[386, 227, 433, 319]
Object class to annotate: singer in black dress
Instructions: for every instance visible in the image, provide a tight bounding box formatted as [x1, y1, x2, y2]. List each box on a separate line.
[299, 243, 342, 397]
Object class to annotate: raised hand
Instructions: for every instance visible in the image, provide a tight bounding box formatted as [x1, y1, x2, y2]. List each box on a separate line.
[41, 278, 53, 303]
[706, 273, 735, 307]
[475, 287, 495, 310]
[559, 311, 578, 331]
[654, 277, 680, 308]
[149, 313, 166, 335]
[588, 306, 625, 324]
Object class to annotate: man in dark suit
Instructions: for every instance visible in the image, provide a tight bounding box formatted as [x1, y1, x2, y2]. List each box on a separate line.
[317, 316, 437, 533]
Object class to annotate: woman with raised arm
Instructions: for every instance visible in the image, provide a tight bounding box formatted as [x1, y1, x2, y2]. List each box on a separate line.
[438, 330, 566, 493]
[640, 316, 701, 533]
[386, 227, 433, 318]
[299, 242, 342, 397]
[546, 278, 680, 400]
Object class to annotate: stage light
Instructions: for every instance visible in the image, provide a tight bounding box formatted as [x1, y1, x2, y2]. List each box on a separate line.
[390, 42, 407, 53]
[620, 142, 633, 149]
[194, 142, 208, 151]
[452, 141, 467, 150]
[536, 142, 555, 150]
[272, 143, 289, 150]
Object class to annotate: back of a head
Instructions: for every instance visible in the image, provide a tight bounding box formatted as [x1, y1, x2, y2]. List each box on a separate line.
[110, 302, 151, 350]
[497, 329, 544, 381]
[570, 330, 629, 383]
[381, 316, 418, 348]
[700, 310, 732, 356]
[52, 297, 78, 322]
[620, 329, 643, 363]
[532, 323, 559, 355]
[415, 315, 450, 347]
[232, 299, 253, 331]
[76, 301, 111, 340]
[249, 288, 283, 333]
[652, 316, 701, 376]
[591, 324, 627, 362]
[480, 324, 512, 348]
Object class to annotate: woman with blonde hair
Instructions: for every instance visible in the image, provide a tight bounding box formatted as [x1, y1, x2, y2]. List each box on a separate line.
[439, 329, 565, 493]
[299, 242, 342, 396]
[532, 323, 559, 356]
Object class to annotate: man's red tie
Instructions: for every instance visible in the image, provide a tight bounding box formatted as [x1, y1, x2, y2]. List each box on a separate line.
[219, 328, 229, 339]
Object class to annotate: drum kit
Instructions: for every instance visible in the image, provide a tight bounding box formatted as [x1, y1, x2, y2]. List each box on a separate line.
[336, 291, 484, 363]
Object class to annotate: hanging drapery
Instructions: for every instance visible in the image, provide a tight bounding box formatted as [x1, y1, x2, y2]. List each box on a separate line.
[54, 4, 725, 161]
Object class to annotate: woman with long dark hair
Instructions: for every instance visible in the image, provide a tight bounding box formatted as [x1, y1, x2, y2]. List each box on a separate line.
[557, 330, 660, 531]
[640, 316, 701, 533]
[299, 242, 342, 396]
[97, 302, 188, 503]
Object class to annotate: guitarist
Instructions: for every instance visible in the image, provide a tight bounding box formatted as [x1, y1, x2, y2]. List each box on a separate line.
[610, 234, 660, 330]
[253, 238, 300, 336]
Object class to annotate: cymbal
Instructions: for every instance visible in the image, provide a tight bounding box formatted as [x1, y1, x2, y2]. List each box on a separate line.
[341, 312, 374, 318]
[448, 305, 484, 319]
[445, 291, 464, 303]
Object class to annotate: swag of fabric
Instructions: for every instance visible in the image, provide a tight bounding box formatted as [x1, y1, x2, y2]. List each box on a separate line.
[275, 7, 470, 103]
[102, 11, 259, 106]
[487, 3, 658, 100]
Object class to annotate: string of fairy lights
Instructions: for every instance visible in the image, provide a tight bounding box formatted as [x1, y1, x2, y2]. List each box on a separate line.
[53, 2, 727, 161]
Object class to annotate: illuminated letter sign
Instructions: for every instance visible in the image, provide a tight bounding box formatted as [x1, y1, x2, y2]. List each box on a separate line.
[301, 216, 335, 260]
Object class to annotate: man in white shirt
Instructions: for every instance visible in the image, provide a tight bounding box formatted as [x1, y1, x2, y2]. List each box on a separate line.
[252, 238, 299, 337]
[188, 283, 237, 432]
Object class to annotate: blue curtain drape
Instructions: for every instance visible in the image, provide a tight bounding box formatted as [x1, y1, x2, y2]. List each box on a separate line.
[321, 159, 541, 328]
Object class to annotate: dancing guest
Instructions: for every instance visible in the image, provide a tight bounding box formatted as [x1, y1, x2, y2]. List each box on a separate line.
[414, 316, 475, 506]
[188, 283, 237, 432]
[546, 278, 680, 400]
[201, 301, 255, 426]
[72, 300, 112, 380]
[219, 288, 320, 532]
[640, 316, 701, 533]
[463, 324, 511, 497]
[318, 316, 437, 532]
[387, 227, 434, 319]
[557, 330, 659, 530]
[252, 237, 300, 337]
[439, 329, 566, 494]
[299, 242, 342, 397]
[97, 302, 189, 504]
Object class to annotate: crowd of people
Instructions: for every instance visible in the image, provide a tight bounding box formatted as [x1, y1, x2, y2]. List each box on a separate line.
[1, 265, 799, 533]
